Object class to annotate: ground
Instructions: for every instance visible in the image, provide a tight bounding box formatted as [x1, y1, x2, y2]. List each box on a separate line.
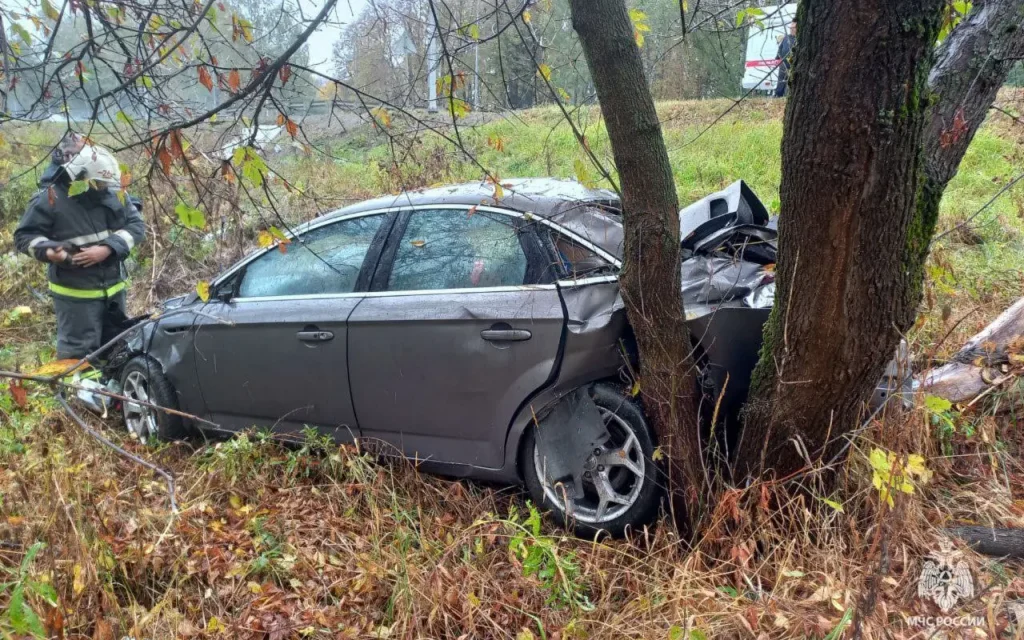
[1, 94, 1023, 639]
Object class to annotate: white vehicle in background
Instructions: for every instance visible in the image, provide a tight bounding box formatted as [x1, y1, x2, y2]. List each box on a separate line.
[741, 4, 797, 92]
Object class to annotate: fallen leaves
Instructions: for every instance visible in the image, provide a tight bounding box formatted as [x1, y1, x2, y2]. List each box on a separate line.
[8, 380, 28, 408]
[196, 280, 211, 302]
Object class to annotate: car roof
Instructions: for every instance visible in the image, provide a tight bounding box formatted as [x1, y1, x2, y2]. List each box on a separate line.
[322, 177, 621, 220]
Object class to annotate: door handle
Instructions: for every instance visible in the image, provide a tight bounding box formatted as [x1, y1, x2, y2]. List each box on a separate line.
[480, 328, 532, 342]
[297, 330, 334, 342]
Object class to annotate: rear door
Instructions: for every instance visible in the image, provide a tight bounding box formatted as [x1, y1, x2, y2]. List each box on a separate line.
[347, 206, 565, 469]
[191, 212, 393, 440]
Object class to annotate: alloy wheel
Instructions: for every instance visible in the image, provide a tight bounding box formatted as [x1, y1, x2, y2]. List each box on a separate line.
[534, 406, 646, 524]
[123, 370, 158, 443]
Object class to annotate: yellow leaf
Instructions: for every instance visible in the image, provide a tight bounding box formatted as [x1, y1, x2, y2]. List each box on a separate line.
[630, 380, 641, 397]
[371, 106, 392, 129]
[821, 498, 844, 513]
[467, 592, 480, 607]
[73, 563, 86, 594]
[493, 181, 504, 201]
[522, 9, 531, 23]
[537, 63, 552, 82]
[196, 280, 210, 302]
[41, 0, 59, 21]
[574, 157, 596, 189]
[257, 230, 273, 248]
[629, 8, 650, 47]
[207, 616, 225, 633]
[229, 494, 242, 509]
[31, 359, 90, 377]
[652, 447, 664, 461]
[247, 581, 262, 594]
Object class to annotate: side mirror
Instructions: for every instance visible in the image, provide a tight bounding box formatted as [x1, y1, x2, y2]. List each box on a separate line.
[212, 275, 238, 303]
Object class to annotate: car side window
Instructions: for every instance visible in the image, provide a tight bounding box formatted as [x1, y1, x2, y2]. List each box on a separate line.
[546, 228, 613, 279]
[238, 215, 384, 298]
[388, 209, 527, 291]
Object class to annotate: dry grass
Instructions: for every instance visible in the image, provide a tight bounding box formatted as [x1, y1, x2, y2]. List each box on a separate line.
[0, 396, 1022, 639]
[2, 94, 1024, 638]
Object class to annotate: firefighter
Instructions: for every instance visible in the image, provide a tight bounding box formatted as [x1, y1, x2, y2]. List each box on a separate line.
[14, 144, 145, 361]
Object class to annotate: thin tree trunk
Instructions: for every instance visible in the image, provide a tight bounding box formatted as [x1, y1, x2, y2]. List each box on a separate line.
[569, 0, 705, 532]
[922, 0, 1024, 202]
[738, 0, 945, 479]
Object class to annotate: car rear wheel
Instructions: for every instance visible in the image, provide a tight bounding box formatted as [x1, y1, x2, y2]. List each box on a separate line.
[120, 356, 185, 443]
[521, 383, 662, 538]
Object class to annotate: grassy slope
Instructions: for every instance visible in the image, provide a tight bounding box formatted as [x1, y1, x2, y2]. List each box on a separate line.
[1, 97, 1023, 639]
[291, 96, 1024, 351]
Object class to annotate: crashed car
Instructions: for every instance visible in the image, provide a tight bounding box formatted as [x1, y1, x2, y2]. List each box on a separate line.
[105, 178, 902, 536]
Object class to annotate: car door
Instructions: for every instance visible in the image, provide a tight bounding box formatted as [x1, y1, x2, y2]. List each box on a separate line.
[347, 206, 566, 469]
[191, 211, 394, 441]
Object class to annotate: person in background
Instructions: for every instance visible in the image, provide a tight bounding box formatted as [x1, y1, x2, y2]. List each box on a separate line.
[775, 20, 797, 98]
[14, 144, 145, 361]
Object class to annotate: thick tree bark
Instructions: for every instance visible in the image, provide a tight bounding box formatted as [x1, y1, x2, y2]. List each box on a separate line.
[922, 0, 1024, 204]
[568, 0, 705, 531]
[738, 0, 945, 478]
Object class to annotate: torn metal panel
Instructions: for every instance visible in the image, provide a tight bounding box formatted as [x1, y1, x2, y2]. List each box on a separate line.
[548, 204, 625, 260]
[557, 281, 629, 390]
[744, 283, 775, 309]
[681, 256, 771, 307]
[533, 387, 610, 496]
[679, 180, 770, 249]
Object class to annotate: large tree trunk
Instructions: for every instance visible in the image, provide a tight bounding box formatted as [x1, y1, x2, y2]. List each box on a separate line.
[569, 0, 705, 531]
[738, 0, 945, 478]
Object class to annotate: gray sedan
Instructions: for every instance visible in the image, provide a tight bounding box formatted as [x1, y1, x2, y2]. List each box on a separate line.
[109, 178, 900, 536]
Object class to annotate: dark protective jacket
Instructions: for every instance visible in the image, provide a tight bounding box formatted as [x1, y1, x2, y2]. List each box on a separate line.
[14, 180, 146, 299]
[777, 34, 796, 76]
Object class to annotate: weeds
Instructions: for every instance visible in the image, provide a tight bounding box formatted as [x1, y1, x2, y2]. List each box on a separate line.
[1, 95, 1024, 638]
[0, 542, 58, 638]
[507, 503, 592, 612]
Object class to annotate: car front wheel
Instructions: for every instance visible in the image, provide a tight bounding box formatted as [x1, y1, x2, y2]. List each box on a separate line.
[521, 383, 662, 538]
[119, 355, 185, 443]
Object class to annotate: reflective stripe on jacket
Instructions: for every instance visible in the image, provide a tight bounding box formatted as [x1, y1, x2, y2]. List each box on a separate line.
[13, 180, 145, 296]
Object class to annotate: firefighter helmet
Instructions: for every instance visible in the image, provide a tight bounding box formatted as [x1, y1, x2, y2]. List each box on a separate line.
[63, 145, 121, 187]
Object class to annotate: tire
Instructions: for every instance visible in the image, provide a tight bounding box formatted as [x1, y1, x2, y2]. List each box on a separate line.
[520, 382, 662, 538]
[119, 355, 186, 443]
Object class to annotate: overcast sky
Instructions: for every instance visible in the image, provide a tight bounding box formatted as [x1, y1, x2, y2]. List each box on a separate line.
[296, 0, 370, 72]
[8, 0, 369, 74]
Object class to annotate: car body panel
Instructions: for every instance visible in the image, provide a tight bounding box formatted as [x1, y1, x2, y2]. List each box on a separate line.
[349, 287, 565, 468]
[108, 178, 907, 489]
[190, 297, 362, 441]
[131, 310, 207, 420]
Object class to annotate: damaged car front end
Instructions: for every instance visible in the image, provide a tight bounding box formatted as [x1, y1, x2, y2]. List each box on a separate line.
[95, 177, 910, 537]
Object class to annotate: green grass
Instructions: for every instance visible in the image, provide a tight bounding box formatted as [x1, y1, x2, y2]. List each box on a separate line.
[1, 98, 1023, 639]
[2, 98, 1022, 355]
[281, 99, 1024, 356]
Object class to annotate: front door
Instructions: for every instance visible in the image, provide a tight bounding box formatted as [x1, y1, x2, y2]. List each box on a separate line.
[192, 212, 391, 440]
[347, 207, 565, 469]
